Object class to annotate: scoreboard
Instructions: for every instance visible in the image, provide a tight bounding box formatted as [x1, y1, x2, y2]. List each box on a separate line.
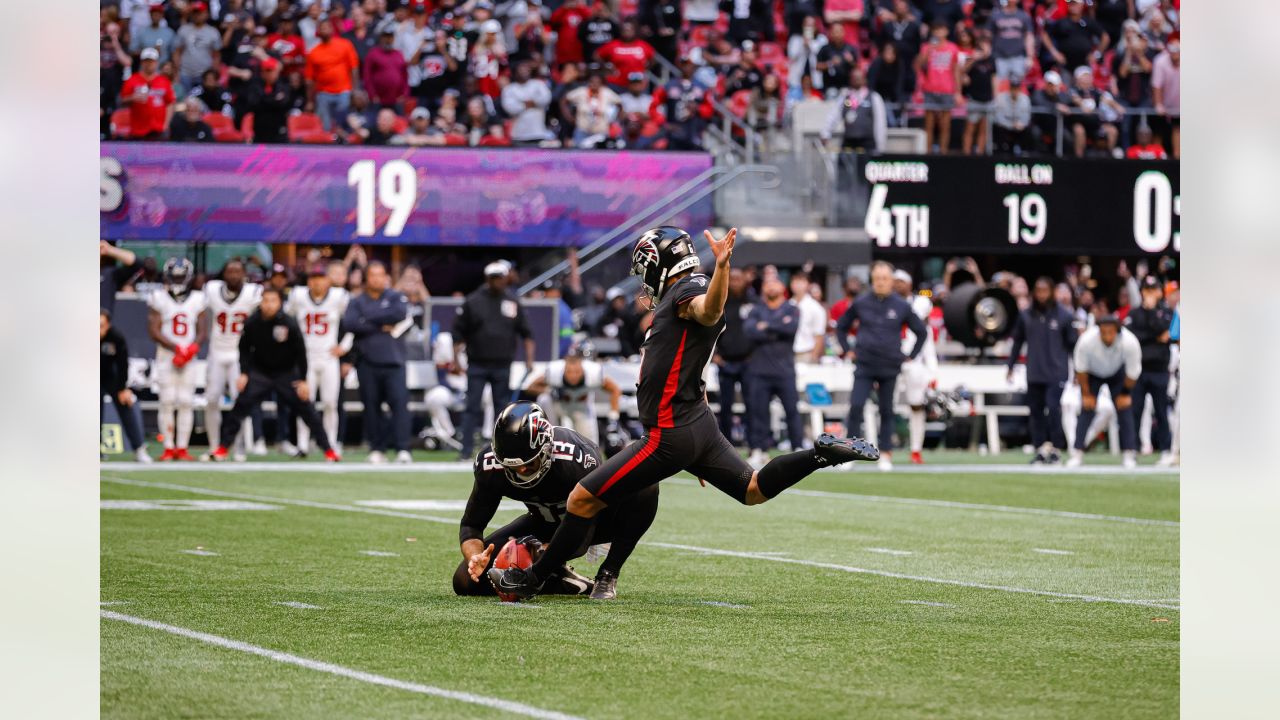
[859, 155, 1180, 256]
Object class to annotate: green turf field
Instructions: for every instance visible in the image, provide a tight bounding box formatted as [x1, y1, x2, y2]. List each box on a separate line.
[100, 463, 1178, 719]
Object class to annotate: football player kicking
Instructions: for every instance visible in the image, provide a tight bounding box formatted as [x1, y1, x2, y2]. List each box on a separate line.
[148, 258, 207, 461]
[494, 227, 879, 599]
[456, 401, 659, 601]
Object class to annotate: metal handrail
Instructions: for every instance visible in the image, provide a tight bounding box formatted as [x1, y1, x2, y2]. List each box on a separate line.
[518, 163, 779, 294]
[647, 54, 764, 163]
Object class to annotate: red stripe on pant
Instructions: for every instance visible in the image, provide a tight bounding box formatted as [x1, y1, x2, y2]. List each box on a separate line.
[657, 330, 688, 428]
[597, 428, 662, 496]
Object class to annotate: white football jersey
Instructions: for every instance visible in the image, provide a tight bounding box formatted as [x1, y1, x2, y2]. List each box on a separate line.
[546, 359, 604, 406]
[148, 288, 207, 355]
[287, 286, 350, 356]
[205, 280, 262, 356]
[902, 295, 938, 373]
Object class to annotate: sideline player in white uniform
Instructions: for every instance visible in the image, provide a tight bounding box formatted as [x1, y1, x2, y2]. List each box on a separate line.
[285, 264, 351, 455]
[147, 258, 207, 461]
[201, 260, 261, 457]
[524, 348, 622, 446]
[895, 272, 937, 465]
[422, 332, 469, 451]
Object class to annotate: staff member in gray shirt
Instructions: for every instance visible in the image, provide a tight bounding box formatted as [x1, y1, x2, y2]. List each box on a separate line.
[453, 261, 536, 459]
[343, 261, 413, 464]
[1067, 315, 1142, 469]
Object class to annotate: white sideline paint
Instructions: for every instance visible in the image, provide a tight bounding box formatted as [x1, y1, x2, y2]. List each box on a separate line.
[1032, 548, 1075, 556]
[700, 601, 750, 609]
[181, 549, 220, 557]
[101, 499, 281, 511]
[865, 547, 914, 556]
[359, 550, 400, 557]
[668, 478, 1178, 527]
[274, 601, 322, 610]
[357, 499, 525, 513]
[101, 610, 583, 720]
[101, 476, 456, 525]
[646, 542, 1180, 610]
[901, 600, 955, 608]
[99, 601, 130, 606]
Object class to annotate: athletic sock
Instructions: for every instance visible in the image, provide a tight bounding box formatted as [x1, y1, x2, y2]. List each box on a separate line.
[598, 487, 659, 576]
[176, 408, 194, 448]
[529, 512, 595, 580]
[756, 449, 825, 499]
[909, 409, 925, 453]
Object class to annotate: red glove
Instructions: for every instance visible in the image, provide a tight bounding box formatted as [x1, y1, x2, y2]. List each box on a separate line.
[172, 343, 197, 368]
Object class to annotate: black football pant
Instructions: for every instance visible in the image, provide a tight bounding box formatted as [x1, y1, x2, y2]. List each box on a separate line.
[848, 369, 898, 451]
[452, 485, 660, 596]
[1026, 380, 1067, 450]
[747, 372, 804, 451]
[101, 389, 145, 451]
[1133, 370, 1172, 452]
[716, 360, 749, 443]
[459, 361, 511, 456]
[1073, 371, 1136, 451]
[220, 372, 331, 453]
[357, 362, 410, 452]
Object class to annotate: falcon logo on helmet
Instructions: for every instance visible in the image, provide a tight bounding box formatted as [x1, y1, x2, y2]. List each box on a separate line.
[493, 401, 555, 488]
[162, 257, 195, 298]
[631, 226, 700, 302]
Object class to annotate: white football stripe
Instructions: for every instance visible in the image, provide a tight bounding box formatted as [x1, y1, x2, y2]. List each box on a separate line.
[865, 547, 914, 557]
[101, 499, 281, 511]
[356, 499, 525, 512]
[180, 549, 219, 557]
[1032, 548, 1076, 556]
[359, 550, 400, 557]
[900, 600, 956, 608]
[101, 610, 583, 720]
[273, 601, 322, 610]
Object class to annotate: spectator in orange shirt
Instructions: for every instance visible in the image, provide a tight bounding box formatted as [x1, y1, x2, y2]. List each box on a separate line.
[305, 20, 360, 131]
[1125, 124, 1168, 159]
[120, 48, 175, 140]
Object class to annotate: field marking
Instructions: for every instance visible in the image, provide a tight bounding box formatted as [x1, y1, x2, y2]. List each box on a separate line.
[359, 550, 400, 557]
[101, 476, 456, 525]
[645, 542, 1180, 610]
[900, 600, 956, 608]
[357, 499, 526, 512]
[668, 478, 1178, 527]
[100, 601, 130, 607]
[865, 547, 914, 556]
[274, 601, 322, 610]
[102, 499, 283, 511]
[700, 601, 750, 609]
[101, 610, 583, 720]
[1032, 548, 1075, 556]
[181, 549, 220, 557]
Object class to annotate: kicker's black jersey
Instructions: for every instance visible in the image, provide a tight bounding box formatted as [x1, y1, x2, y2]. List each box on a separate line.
[636, 273, 725, 429]
[459, 426, 602, 543]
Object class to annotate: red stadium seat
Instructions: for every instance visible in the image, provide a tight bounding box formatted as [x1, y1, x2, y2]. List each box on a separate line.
[239, 112, 254, 142]
[478, 135, 511, 147]
[444, 133, 467, 146]
[288, 113, 334, 143]
[687, 26, 710, 47]
[110, 108, 131, 139]
[758, 42, 785, 68]
[392, 115, 409, 134]
[403, 97, 418, 115]
[729, 90, 753, 119]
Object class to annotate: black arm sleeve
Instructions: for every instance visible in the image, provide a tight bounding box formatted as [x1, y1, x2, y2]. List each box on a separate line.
[1007, 314, 1026, 371]
[1062, 307, 1079, 350]
[239, 321, 255, 375]
[905, 309, 927, 360]
[834, 303, 858, 354]
[290, 319, 309, 378]
[515, 301, 533, 339]
[459, 471, 503, 544]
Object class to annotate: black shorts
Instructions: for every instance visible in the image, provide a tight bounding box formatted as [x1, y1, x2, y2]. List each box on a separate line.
[580, 411, 754, 504]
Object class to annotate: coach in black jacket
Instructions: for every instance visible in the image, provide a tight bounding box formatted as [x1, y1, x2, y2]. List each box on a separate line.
[101, 309, 147, 458]
[212, 287, 336, 460]
[1124, 275, 1175, 463]
[835, 261, 926, 464]
[1006, 277, 1078, 464]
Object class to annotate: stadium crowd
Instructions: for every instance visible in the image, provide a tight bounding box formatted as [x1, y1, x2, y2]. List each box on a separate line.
[104, 239, 1181, 468]
[101, 0, 1180, 156]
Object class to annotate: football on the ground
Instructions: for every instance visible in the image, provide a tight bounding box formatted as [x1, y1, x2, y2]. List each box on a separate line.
[491, 537, 534, 602]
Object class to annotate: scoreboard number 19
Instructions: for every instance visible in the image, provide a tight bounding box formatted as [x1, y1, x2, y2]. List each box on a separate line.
[347, 159, 417, 238]
[1001, 192, 1047, 245]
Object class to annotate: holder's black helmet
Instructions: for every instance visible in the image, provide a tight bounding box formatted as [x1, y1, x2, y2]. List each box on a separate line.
[630, 226, 699, 302]
[492, 401, 554, 487]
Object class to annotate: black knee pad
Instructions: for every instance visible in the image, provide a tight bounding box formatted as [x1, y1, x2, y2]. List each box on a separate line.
[452, 561, 491, 597]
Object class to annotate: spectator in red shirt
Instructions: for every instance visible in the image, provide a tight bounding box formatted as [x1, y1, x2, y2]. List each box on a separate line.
[915, 21, 962, 153]
[1125, 124, 1168, 159]
[266, 12, 306, 73]
[549, 0, 592, 66]
[305, 20, 360, 131]
[363, 28, 409, 112]
[120, 48, 175, 140]
[595, 21, 655, 87]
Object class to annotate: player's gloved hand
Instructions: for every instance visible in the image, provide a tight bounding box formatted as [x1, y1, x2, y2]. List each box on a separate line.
[515, 535, 545, 562]
[172, 344, 192, 368]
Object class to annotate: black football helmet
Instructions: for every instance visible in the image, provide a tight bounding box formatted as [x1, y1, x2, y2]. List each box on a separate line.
[162, 257, 194, 297]
[493, 401, 555, 487]
[631, 226, 700, 302]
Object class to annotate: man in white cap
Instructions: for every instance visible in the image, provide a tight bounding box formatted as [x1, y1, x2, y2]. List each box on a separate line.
[1032, 69, 1071, 148]
[453, 261, 536, 459]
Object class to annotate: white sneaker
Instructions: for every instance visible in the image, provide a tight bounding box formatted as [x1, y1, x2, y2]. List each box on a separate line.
[1122, 450, 1137, 470]
[135, 447, 153, 463]
[748, 450, 768, 469]
[395, 450, 413, 464]
[1066, 449, 1083, 468]
[1155, 451, 1175, 467]
[232, 450, 247, 463]
[877, 455, 894, 472]
[368, 451, 387, 465]
[281, 441, 299, 456]
[251, 439, 268, 456]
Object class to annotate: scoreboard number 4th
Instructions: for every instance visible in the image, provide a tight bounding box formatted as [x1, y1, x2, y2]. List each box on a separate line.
[347, 159, 417, 238]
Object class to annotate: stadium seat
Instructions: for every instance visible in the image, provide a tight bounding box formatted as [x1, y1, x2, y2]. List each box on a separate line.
[203, 112, 246, 143]
[478, 135, 511, 147]
[110, 108, 131, 139]
[759, 42, 785, 67]
[287, 113, 334, 144]
[444, 133, 467, 146]
[239, 112, 254, 142]
[392, 115, 409, 134]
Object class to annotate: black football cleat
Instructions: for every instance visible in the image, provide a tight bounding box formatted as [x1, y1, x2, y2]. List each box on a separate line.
[545, 565, 594, 596]
[488, 566, 545, 599]
[590, 569, 618, 600]
[813, 433, 880, 465]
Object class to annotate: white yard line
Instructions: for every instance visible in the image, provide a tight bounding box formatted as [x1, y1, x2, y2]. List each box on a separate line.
[900, 600, 956, 608]
[180, 549, 220, 557]
[700, 601, 750, 609]
[644, 542, 1180, 611]
[101, 610, 583, 720]
[101, 476, 456, 525]
[667, 478, 1178, 527]
[274, 601, 322, 610]
[865, 548, 914, 556]
[359, 550, 400, 557]
[1032, 548, 1076, 556]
